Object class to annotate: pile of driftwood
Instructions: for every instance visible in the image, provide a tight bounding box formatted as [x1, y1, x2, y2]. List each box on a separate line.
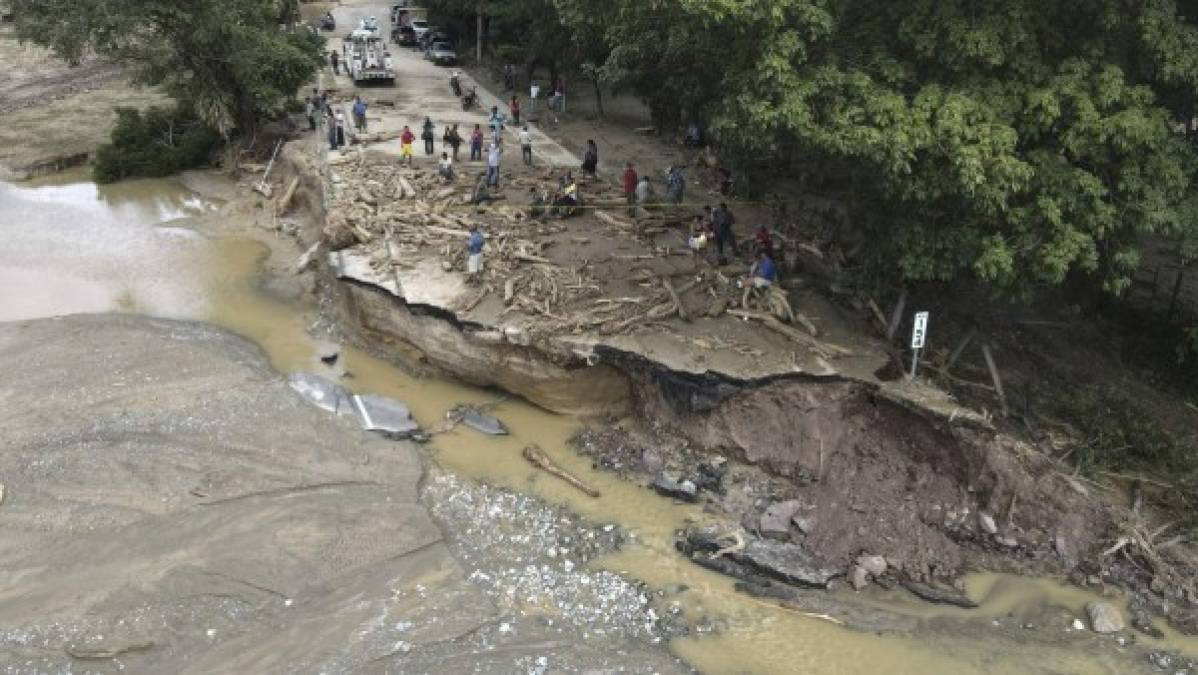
[319, 157, 853, 358]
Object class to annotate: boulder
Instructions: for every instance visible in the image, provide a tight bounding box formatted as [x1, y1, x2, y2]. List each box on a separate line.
[856, 555, 888, 576]
[1086, 602, 1125, 633]
[733, 538, 839, 588]
[849, 565, 870, 591]
[978, 512, 998, 535]
[652, 472, 698, 502]
[759, 500, 802, 540]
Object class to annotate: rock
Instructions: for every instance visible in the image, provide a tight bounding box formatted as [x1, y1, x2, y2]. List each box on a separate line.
[759, 500, 802, 540]
[995, 535, 1019, 548]
[849, 565, 870, 591]
[900, 579, 979, 608]
[792, 514, 816, 535]
[652, 472, 698, 502]
[287, 372, 353, 416]
[1130, 609, 1164, 639]
[1087, 602, 1125, 633]
[856, 555, 887, 576]
[458, 408, 509, 435]
[733, 538, 839, 588]
[351, 394, 420, 439]
[317, 341, 340, 365]
[1071, 618, 1086, 631]
[640, 448, 665, 473]
[979, 512, 998, 535]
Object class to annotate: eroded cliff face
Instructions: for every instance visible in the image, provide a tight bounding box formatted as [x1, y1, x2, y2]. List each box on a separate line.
[333, 277, 632, 416]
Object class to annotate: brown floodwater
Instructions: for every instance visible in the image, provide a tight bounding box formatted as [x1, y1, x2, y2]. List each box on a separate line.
[2, 170, 1193, 674]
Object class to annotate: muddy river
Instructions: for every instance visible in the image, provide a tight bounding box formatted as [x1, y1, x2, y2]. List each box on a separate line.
[2, 171, 1194, 673]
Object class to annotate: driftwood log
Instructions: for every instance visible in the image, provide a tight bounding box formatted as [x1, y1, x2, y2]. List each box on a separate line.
[522, 445, 600, 497]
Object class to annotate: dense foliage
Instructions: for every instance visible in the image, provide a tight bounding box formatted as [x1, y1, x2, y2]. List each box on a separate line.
[9, 0, 325, 137]
[437, 0, 1198, 298]
[93, 106, 222, 184]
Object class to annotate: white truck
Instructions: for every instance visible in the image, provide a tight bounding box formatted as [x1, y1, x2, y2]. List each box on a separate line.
[342, 30, 395, 83]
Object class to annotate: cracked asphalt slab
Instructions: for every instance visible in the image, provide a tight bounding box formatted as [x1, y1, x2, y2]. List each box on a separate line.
[0, 315, 688, 674]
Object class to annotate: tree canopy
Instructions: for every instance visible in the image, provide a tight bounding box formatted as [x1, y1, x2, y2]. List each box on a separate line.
[436, 0, 1198, 297]
[9, 0, 325, 136]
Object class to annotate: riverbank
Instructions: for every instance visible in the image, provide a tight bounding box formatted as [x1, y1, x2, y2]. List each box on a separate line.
[276, 0, 1198, 656]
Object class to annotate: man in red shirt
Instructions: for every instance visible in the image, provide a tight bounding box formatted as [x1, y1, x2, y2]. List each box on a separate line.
[509, 96, 521, 126]
[622, 161, 638, 217]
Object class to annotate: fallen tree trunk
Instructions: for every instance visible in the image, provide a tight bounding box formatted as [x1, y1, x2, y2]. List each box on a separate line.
[522, 445, 600, 497]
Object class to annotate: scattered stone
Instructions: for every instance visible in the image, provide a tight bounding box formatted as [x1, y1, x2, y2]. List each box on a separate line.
[1131, 609, 1165, 639]
[900, 579, 979, 608]
[1087, 602, 1125, 633]
[849, 565, 870, 591]
[1072, 618, 1086, 631]
[316, 341, 340, 364]
[978, 512, 998, 535]
[652, 472, 698, 502]
[759, 500, 801, 540]
[995, 535, 1019, 548]
[856, 555, 887, 576]
[640, 448, 665, 473]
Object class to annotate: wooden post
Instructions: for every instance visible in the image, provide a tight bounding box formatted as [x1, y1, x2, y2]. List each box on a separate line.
[945, 327, 976, 374]
[981, 343, 1009, 416]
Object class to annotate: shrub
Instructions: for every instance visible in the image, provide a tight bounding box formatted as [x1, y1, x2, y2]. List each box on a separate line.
[94, 106, 221, 183]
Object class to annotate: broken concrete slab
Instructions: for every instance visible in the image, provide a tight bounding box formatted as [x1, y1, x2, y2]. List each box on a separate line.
[459, 407, 509, 436]
[352, 393, 420, 439]
[856, 554, 888, 576]
[287, 372, 353, 416]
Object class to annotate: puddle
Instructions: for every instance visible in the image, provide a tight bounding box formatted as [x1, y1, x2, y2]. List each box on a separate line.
[2, 170, 1193, 673]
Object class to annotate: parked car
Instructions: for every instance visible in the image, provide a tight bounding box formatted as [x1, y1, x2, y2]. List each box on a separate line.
[427, 41, 457, 66]
[394, 24, 417, 46]
[410, 19, 430, 44]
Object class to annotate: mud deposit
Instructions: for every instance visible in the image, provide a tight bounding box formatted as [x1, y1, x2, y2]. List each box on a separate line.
[2, 157, 1196, 672]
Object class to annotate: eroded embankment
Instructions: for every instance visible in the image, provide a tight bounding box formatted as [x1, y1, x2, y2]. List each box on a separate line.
[273, 140, 1183, 632]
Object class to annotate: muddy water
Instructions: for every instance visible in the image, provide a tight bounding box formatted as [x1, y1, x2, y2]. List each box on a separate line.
[1, 171, 1191, 674]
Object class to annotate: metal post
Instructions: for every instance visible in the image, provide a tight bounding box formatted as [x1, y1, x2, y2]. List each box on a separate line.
[909, 347, 920, 380]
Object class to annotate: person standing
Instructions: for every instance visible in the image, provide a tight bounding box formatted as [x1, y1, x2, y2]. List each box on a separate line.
[635, 173, 653, 211]
[400, 125, 415, 167]
[519, 126, 532, 165]
[326, 108, 338, 150]
[510, 96, 521, 126]
[448, 123, 462, 161]
[529, 81, 541, 112]
[466, 224, 485, 284]
[421, 117, 436, 155]
[667, 166, 685, 204]
[470, 124, 483, 161]
[305, 98, 316, 132]
[712, 202, 739, 264]
[622, 162, 638, 217]
[330, 50, 340, 75]
[486, 142, 502, 187]
[581, 140, 598, 180]
[334, 108, 346, 148]
[352, 96, 368, 133]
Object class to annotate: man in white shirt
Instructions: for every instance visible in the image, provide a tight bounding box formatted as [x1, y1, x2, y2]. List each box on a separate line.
[519, 126, 532, 165]
[529, 82, 541, 112]
[486, 142, 501, 187]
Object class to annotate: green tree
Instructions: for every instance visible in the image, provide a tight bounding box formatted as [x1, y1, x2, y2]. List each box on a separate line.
[559, 0, 1198, 296]
[9, 0, 325, 136]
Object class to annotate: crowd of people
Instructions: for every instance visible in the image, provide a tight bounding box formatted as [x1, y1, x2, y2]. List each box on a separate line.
[306, 75, 775, 298]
